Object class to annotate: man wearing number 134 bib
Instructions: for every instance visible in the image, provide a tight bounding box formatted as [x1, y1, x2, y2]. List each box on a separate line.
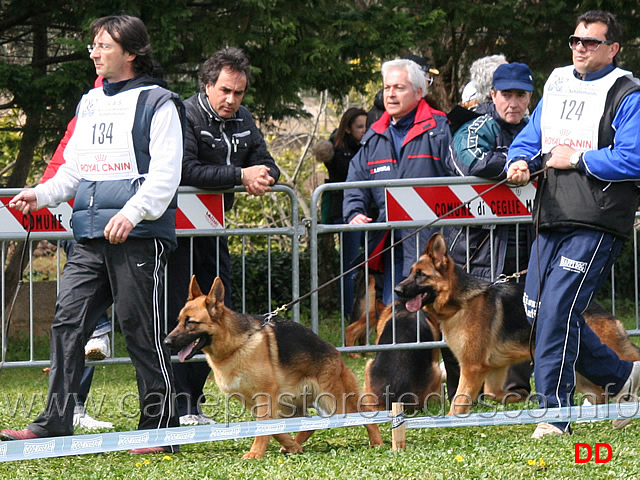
[3, 15, 184, 453]
[506, 10, 640, 439]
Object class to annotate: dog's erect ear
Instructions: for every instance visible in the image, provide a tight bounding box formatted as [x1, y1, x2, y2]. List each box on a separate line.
[188, 275, 204, 300]
[207, 277, 226, 306]
[425, 233, 449, 270]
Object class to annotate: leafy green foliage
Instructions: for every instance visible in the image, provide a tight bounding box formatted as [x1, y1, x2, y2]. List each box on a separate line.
[229, 250, 310, 315]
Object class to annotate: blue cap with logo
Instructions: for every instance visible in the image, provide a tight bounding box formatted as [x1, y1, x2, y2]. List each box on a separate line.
[492, 62, 533, 92]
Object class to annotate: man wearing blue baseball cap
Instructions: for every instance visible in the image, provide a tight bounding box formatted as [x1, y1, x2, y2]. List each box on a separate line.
[443, 61, 535, 407]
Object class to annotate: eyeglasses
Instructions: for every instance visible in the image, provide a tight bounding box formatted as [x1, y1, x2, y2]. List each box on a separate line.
[87, 44, 113, 54]
[568, 35, 613, 51]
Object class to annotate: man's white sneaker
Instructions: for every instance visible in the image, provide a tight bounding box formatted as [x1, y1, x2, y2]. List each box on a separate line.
[531, 422, 564, 439]
[612, 361, 640, 403]
[609, 361, 640, 429]
[85, 333, 110, 360]
[179, 413, 216, 426]
[73, 408, 114, 430]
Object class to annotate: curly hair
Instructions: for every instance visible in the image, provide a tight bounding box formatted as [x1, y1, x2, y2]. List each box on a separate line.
[470, 54, 507, 104]
[198, 47, 251, 92]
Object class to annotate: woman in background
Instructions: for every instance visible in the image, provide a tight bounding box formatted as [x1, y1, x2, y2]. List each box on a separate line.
[316, 107, 367, 316]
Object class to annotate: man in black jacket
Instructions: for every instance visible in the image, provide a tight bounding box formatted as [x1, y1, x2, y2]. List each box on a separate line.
[166, 47, 280, 426]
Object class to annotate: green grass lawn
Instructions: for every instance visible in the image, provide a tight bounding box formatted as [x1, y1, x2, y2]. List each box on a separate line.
[1, 303, 640, 479]
[1, 356, 640, 479]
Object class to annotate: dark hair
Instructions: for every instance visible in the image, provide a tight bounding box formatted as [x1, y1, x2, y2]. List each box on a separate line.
[90, 14, 154, 76]
[576, 10, 622, 44]
[334, 107, 367, 149]
[198, 47, 251, 92]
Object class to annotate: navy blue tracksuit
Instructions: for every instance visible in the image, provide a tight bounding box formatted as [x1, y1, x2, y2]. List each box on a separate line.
[524, 228, 632, 427]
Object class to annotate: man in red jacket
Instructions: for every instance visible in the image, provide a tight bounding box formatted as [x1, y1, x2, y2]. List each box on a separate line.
[344, 58, 451, 305]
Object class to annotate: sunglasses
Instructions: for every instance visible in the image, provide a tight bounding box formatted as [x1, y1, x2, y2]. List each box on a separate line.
[568, 35, 613, 51]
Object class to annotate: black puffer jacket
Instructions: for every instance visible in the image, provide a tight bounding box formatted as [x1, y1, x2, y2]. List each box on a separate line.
[181, 92, 280, 210]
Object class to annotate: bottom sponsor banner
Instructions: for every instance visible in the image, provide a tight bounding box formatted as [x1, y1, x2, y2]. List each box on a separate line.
[406, 403, 640, 429]
[0, 413, 388, 463]
[1, 404, 638, 462]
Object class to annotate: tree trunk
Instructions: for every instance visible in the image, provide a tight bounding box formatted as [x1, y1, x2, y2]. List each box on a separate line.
[5, 110, 42, 188]
[4, 16, 47, 311]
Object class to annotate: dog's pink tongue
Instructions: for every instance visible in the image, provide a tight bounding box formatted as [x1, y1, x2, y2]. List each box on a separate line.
[405, 294, 424, 313]
[178, 341, 197, 363]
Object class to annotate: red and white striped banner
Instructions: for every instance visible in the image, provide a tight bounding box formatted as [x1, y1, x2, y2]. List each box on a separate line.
[385, 183, 536, 222]
[176, 193, 224, 230]
[0, 193, 224, 235]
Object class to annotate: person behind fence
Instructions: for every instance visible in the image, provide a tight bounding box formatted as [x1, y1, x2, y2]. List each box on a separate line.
[367, 54, 440, 128]
[314, 107, 367, 316]
[459, 54, 508, 111]
[166, 46, 280, 426]
[506, 10, 640, 439]
[343, 58, 451, 305]
[448, 54, 508, 133]
[444, 62, 535, 402]
[2, 14, 184, 454]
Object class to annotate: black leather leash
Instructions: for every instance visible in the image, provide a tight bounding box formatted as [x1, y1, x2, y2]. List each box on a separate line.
[0, 209, 33, 373]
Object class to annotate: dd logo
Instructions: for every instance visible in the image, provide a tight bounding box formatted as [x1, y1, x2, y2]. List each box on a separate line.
[574, 443, 612, 464]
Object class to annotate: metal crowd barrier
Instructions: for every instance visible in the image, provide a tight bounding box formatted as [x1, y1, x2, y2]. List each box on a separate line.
[1, 178, 639, 367]
[309, 176, 640, 354]
[0, 185, 302, 368]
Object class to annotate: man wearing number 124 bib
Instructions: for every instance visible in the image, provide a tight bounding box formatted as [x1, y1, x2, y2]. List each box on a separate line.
[506, 10, 640, 439]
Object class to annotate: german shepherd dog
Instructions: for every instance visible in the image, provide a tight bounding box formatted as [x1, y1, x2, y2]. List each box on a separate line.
[164, 276, 383, 459]
[394, 233, 640, 415]
[363, 301, 443, 412]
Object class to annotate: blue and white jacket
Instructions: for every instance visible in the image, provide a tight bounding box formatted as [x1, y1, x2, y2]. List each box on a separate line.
[507, 64, 640, 238]
[34, 76, 185, 250]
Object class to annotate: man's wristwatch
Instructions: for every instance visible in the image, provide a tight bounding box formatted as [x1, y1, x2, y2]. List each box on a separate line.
[569, 151, 582, 169]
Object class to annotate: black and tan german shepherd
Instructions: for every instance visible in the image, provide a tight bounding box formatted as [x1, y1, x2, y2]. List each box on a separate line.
[164, 276, 383, 459]
[363, 301, 443, 412]
[394, 232, 640, 415]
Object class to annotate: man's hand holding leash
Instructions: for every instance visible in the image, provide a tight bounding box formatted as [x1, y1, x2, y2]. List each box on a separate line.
[8, 190, 38, 215]
[507, 160, 530, 185]
[545, 144, 579, 170]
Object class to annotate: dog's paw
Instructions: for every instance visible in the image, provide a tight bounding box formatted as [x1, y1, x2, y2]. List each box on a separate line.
[242, 451, 265, 460]
[280, 443, 303, 455]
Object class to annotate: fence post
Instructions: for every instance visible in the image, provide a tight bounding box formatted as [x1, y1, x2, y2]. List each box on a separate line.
[392, 402, 405, 451]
